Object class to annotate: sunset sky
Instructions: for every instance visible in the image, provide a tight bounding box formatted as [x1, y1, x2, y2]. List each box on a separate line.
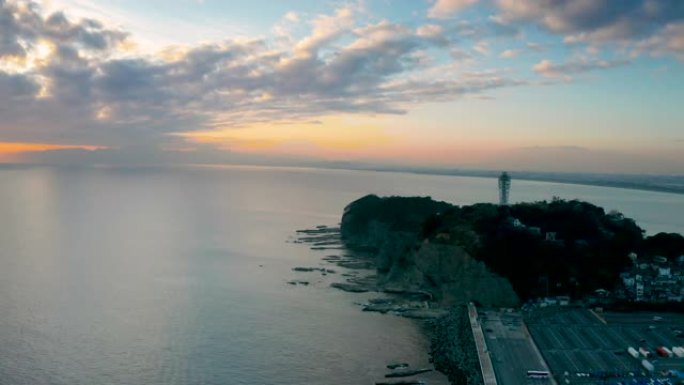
[1, 0, 683, 173]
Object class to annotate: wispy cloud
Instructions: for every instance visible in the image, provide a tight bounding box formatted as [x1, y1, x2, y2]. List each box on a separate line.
[428, 0, 479, 19]
[533, 58, 630, 78]
[499, 49, 519, 58]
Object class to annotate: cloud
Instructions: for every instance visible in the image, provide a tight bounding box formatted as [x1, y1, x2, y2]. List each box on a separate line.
[634, 22, 684, 61]
[497, 0, 684, 40]
[447, 17, 522, 41]
[284, 11, 299, 23]
[294, 5, 355, 57]
[496, 0, 684, 59]
[0, 2, 127, 60]
[526, 42, 547, 52]
[0, 0, 525, 162]
[428, 0, 479, 19]
[499, 49, 519, 58]
[533, 58, 630, 78]
[497, 42, 547, 59]
[473, 41, 490, 55]
[416, 24, 444, 39]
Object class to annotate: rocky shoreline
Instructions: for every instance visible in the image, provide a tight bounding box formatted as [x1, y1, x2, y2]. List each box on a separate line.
[293, 226, 449, 321]
[428, 307, 483, 385]
[290, 225, 479, 385]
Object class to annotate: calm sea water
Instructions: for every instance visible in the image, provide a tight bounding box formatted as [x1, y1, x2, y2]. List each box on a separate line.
[0, 165, 681, 385]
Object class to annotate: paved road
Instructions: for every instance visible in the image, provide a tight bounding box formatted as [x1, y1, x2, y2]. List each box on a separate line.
[481, 309, 555, 385]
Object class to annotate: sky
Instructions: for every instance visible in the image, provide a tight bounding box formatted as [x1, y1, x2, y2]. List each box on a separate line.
[1, 0, 683, 173]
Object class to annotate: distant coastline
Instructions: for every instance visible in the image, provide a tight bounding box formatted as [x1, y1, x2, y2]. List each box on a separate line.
[3, 162, 683, 195]
[190, 162, 684, 196]
[322, 165, 684, 196]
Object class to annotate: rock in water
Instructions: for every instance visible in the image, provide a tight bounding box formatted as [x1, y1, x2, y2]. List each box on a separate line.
[330, 282, 371, 293]
[385, 368, 432, 378]
[292, 267, 319, 272]
[376, 381, 426, 385]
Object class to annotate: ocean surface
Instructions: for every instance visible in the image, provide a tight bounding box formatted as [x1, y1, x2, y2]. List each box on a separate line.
[0, 165, 682, 385]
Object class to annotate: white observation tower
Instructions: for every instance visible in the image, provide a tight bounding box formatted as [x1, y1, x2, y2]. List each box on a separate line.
[498, 172, 511, 206]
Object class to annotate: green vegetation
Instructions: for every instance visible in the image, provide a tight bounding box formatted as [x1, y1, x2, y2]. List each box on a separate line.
[643, 232, 684, 260]
[424, 199, 644, 299]
[340, 195, 451, 245]
[341, 194, 684, 302]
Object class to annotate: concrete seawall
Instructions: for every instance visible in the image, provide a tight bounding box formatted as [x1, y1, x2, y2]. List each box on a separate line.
[467, 303, 498, 385]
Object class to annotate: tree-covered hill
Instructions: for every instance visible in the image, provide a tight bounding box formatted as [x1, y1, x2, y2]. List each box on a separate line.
[341, 194, 684, 301]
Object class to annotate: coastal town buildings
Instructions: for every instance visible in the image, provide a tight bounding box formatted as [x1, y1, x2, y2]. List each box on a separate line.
[619, 255, 684, 303]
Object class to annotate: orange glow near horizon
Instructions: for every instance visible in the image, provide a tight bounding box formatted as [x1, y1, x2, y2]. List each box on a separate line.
[181, 117, 396, 153]
[0, 142, 104, 162]
[178, 116, 518, 165]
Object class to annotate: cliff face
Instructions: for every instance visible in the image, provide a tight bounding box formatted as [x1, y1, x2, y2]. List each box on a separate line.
[341, 194, 519, 307]
[380, 241, 519, 307]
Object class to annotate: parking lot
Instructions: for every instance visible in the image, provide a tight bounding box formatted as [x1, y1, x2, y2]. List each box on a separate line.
[526, 308, 684, 384]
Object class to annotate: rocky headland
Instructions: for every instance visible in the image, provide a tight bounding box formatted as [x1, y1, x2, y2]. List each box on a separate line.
[338, 195, 519, 308]
[291, 198, 517, 384]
